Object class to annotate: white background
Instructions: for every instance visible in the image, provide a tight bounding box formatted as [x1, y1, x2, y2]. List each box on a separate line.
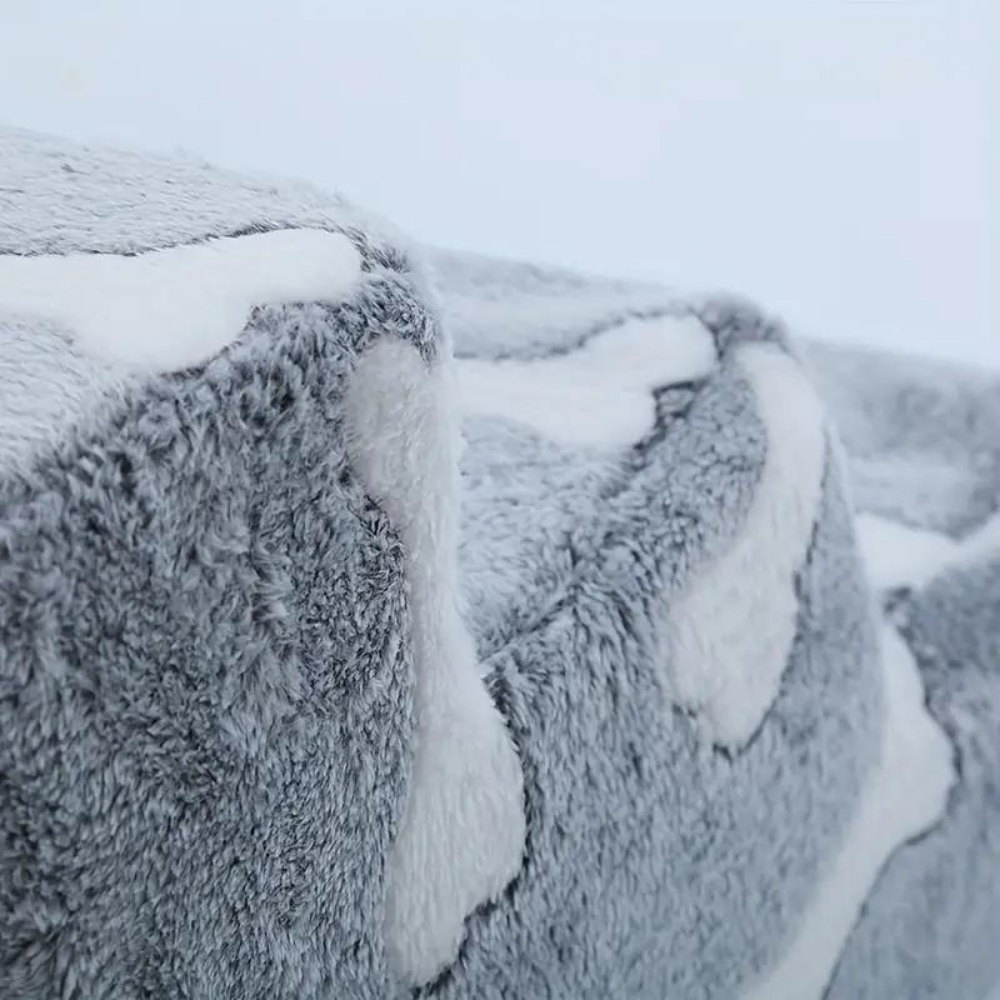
[4, 1, 997, 365]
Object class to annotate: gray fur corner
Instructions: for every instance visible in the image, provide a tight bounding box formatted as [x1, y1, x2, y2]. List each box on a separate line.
[0, 294, 424, 999]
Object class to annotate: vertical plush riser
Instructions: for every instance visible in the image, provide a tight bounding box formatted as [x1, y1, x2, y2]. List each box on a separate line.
[0, 298, 421, 999]
[440, 313, 888, 999]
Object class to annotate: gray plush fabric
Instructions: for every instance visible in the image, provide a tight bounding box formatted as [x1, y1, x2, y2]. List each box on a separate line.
[827, 553, 1000, 1000]
[800, 340, 1000, 536]
[0, 128, 436, 999]
[1, 305, 415, 999]
[430, 246, 1000, 999]
[1, 127, 997, 1000]
[451, 412, 880, 1000]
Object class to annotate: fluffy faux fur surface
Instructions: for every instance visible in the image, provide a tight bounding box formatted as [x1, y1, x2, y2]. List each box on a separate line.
[345, 336, 525, 987]
[0, 229, 362, 371]
[432, 247, 999, 1000]
[1, 299, 417, 999]
[455, 313, 717, 449]
[1, 127, 997, 1000]
[1, 127, 443, 998]
[664, 342, 828, 749]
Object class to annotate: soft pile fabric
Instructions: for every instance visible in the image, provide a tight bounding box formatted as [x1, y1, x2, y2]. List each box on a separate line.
[0, 127, 996, 1000]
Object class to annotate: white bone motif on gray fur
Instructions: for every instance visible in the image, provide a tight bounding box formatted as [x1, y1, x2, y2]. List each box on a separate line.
[0, 229, 361, 372]
[742, 624, 954, 1000]
[345, 337, 526, 988]
[2, 126, 997, 1000]
[664, 343, 827, 749]
[858, 510, 1000, 592]
[456, 314, 717, 449]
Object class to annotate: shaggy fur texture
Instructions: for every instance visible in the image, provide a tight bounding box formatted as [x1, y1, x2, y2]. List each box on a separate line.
[2, 127, 996, 1000]
[1, 298, 417, 999]
[432, 246, 999, 1000]
[1, 127, 449, 998]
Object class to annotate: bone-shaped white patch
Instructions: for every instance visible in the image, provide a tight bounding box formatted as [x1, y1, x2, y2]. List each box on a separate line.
[741, 623, 954, 1000]
[857, 510, 1000, 593]
[856, 514, 961, 592]
[0, 229, 361, 372]
[665, 343, 827, 749]
[345, 337, 525, 989]
[456, 313, 717, 449]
